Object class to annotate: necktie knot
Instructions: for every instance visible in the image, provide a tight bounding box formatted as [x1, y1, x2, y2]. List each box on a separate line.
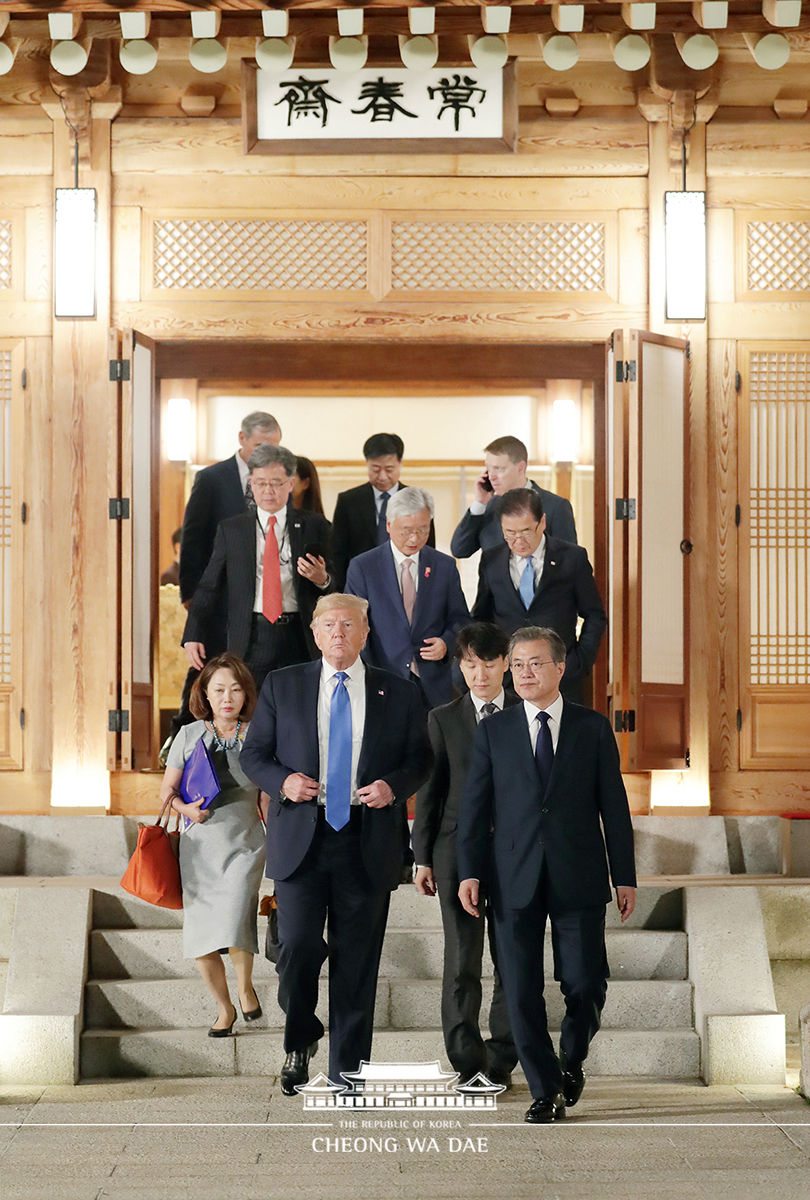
[334, 671, 348, 686]
[481, 702, 498, 718]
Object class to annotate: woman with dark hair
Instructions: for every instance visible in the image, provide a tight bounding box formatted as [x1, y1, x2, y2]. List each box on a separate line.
[159, 653, 267, 1037]
[292, 455, 326, 517]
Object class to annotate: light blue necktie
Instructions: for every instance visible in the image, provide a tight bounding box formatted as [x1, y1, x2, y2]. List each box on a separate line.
[326, 671, 352, 831]
[519, 557, 535, 609]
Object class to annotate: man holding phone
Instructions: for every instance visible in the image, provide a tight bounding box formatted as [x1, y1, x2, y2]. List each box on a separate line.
[451, 436, 577, 559]
[183, 444, 335, 691]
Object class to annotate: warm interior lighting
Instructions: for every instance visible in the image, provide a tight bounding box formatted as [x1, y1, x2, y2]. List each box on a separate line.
[551, 398, 579, 464]
[50, 762, 111, 808]
[650, 771, 708, 811]
[166, 398, 192, 462]
[664, 191, 706, 321]
[54, 188, 96, 319]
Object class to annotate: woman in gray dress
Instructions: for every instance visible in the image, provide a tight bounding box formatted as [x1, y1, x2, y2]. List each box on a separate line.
[159, 654, 267, 1037]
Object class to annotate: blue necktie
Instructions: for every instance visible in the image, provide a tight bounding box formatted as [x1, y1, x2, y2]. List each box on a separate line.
[519, 557, 535, 609]
[326, 671, 352, 831]
[377, 491, 390, 545]
[535, 711, 553, 792]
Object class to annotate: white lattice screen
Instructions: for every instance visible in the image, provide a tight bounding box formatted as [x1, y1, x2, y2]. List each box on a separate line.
[0, 222, 11, 290]
[152, 218, 368, 290]
[748, 222, 810, 292]
[0, 349, 12, 683]
[390, 220, 606, 291]
[748, 351, 810, 685]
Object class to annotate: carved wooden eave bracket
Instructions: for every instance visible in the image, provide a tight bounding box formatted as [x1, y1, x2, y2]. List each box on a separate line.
[637, 34, 719, 165]
[41, 38, 121, 163]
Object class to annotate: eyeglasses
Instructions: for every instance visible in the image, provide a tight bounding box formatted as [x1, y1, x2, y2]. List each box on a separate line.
[502, 525, 540, 542]
[510, 659, 557, 673]
[251, 478, 290, 491]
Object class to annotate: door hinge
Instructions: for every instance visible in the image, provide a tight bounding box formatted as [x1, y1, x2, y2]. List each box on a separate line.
[19, 708, 25, 730]
[21, 368, 27, 389]
[109, 498, 131, 520]
[615, 498, 637, 521]
[686, 340, 691, 361]
[735, 504, 741, 527]
[613, 710, 636, 733]
[615, 359, 636, 383]
[736, 709, 742, 732]
[109, 358, 131, 382]
[685, 748, 690, 767]
[735, 370, 742, 393]
[21, 502, 28, 524]
[108, 710, 130, 733]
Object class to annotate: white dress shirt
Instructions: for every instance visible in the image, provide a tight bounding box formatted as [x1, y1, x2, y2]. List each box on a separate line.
[253, 504, 297, 614]
[523, 691, 564, 754]
[235, 450, 250, 494]
[509, 534, 546, 593]
[471, 689, 506, 723]
[317, 657, 367, 805]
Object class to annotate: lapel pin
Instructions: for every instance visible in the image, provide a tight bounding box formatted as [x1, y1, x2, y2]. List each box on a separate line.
[550, 560, 556, 567]
[424, 566, 431, 578]
[378, 689, 385, 696]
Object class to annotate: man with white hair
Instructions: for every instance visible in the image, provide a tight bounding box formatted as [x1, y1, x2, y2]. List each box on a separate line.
[241, 594, 432, 1093]
[345, 486, 470, 710]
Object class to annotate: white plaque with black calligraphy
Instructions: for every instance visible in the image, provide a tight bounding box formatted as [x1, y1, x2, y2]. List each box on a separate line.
[243, 62, 517, 155]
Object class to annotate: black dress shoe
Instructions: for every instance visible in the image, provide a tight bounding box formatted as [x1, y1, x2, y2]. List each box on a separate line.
[208, 1007, 237, 1038]
[524, 1093, 565, 1124]
[561, 1060, 585, 1107]
[240, 991, 263, 1022]
[280, 1042, 318, 1096]
[486, 1069, 513, 1091]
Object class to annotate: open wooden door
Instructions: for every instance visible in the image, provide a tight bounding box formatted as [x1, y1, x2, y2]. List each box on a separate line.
[609, 330, 691, 771]
[108, 328, 159, 770]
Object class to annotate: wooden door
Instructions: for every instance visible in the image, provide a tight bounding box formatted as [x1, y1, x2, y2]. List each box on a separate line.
[108, 329, 159, 770]
[609, 330, 691, 770]
[0, 340, 24, 769]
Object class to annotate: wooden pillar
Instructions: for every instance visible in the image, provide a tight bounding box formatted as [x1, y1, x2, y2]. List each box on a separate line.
[647, 118, 711, 815]
[45, 100, 119, 809]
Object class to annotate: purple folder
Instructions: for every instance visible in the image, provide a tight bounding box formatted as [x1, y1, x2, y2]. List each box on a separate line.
[179, 737, 221, 828]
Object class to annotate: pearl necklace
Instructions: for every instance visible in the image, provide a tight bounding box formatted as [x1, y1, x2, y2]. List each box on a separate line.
[210, 719, 242, 751]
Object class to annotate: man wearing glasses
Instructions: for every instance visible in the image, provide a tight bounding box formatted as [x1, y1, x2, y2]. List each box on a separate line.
[457, 626, 636, 1124]
[471, 489, 605, 704]
[183, 444, 333, 691]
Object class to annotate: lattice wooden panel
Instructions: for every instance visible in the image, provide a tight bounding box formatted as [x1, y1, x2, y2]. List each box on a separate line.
[152, 218, 368, 291]
[748, 351, 810, 685]
[390, 220, 605, 292]
[0, 349, 11, 684]
[0, 222, 11, 290]
[748, 222, 810, 292]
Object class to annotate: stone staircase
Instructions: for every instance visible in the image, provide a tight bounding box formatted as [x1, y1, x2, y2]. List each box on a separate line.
[80, 883, 700, 1080]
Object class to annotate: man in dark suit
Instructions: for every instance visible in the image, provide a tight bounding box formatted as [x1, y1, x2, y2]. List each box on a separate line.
[458, 626, 636, 1124]
[240, 594, 433, 1091]
[345, 487, 469, 710]
[472, 488, 605, 704]
[331, 432, 435, 590]
[451, 435, 577, 558]
[413, 623, 519, 1087]
[182, 444, 332, 693]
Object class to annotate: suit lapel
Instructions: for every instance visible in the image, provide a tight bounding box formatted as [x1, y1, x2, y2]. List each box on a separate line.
[410, 545, 435, 634]
[458, 692, 477, 743]
[545, 701, 578, 797]
[361, 483, 379, 544]
[379, 545, 413, 634]
[300, 660, 322, 776]
[240, 510, 257, 580]
[534, 536, 562, 600]
[492, 544, 526, 617]
[227, 455, 248, 512]
[358, 668, 386, 780]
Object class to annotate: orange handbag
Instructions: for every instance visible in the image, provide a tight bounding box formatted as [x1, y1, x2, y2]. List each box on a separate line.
[120, 795, 184, 910]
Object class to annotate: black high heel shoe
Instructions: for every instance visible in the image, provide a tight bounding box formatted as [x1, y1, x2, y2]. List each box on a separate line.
[240, 992, 263, 1022]
[208, 1007, 237, 1038]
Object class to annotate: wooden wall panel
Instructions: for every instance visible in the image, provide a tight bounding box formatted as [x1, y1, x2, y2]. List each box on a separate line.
[707, 120, 810, 178]
[23, 206, 51, 305]
[22, 336, 52, 774]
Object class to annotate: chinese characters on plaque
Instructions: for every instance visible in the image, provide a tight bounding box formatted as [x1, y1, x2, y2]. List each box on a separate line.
[243, 64, 517, 154]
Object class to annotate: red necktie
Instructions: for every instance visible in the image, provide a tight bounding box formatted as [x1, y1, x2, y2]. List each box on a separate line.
[262, 515, 283, 623]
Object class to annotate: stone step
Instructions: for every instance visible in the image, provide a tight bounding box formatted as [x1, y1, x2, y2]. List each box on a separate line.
[79, 1026, 700, 1081]
[89, 927, 688, 983]
[90, 883, 684, 932]
[85, 976, 693, 1032]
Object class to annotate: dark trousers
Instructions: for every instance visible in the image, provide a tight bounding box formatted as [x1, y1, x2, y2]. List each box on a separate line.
[494, 868, 608, 1100]
[245, 612, 309, 694]
[273, 810, 391, 1085]
[435, 867, 517, 1080]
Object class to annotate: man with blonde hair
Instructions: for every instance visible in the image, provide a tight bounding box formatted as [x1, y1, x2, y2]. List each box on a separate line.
[241, 594, 433, 1094]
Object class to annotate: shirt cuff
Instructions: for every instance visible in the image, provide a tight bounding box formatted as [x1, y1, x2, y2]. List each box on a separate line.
[469, 502, 487, 516]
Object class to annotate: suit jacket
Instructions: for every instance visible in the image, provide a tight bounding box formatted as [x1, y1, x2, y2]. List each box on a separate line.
[450, 480, 577, 559]
[331, 481, 436, 590]
[179, 455, 247, 602]
[182, 504, 333, 660]
[345, 543, 470, 709]
[472, 535, 606, 684]
[457, 701, 636, 911]
[240, 661, 433, 892]
[412, 690, 520, 876]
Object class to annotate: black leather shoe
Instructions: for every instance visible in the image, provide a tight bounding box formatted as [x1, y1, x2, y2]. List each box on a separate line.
[240, 991, 263, 1022]
[524, 1093, 565, 1124]
[280, 1042, 318, 1096]
[561, 1060, 585, 1107]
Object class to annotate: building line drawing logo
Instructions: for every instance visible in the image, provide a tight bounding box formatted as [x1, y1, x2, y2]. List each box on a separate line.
[297, 1061, 506, 1109]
